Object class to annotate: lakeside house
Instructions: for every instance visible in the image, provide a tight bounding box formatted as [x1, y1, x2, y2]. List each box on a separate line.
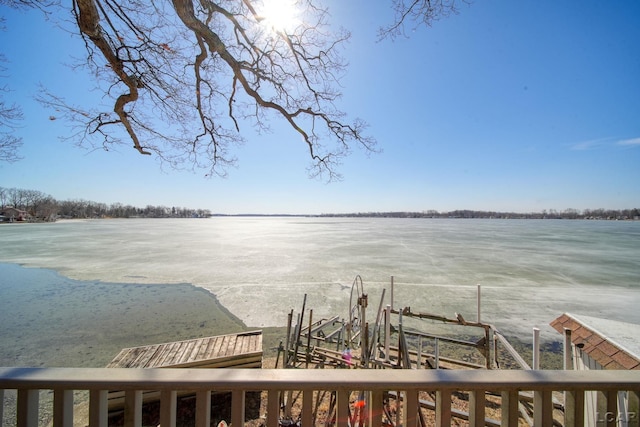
[0, 206, 29, 222]
[551, 313, 640, 426]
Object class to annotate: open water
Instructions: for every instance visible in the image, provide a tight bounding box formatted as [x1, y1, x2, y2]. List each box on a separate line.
[1, 217, 639, 357]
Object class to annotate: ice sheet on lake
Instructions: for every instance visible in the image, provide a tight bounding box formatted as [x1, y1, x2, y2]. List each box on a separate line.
[1, 217, 639, 339]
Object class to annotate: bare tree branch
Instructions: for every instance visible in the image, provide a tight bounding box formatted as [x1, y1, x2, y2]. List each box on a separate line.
[2, 0, 465, 176]
[0, 51, 23, 163]
[378, 0, 469, 40]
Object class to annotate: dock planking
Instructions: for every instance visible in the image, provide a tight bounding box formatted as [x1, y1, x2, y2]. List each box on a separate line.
[106, 330, 262, 369]
[105, 331, 263, 410]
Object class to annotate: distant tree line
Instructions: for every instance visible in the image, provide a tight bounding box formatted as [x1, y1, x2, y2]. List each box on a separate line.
[2, 186, 637, 221]
[0, 187, 211, 221]
[321, 208, 640, 220]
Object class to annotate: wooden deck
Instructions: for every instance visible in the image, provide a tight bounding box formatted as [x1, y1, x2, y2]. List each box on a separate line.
[106, 330, 263, 369]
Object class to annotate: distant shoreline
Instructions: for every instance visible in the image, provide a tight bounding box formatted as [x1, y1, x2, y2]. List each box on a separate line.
[2, 184, 638, 222]
[211, 212, 639, 220]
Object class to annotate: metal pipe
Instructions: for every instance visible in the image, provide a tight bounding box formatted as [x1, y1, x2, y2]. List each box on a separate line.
[533, 327, 540, 370]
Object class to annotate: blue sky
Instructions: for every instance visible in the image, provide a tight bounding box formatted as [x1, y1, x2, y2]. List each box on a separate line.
[1, 1, 639, 214]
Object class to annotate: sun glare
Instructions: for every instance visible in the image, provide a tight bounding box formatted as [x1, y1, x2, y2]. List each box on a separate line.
[258, 0, 300, 33]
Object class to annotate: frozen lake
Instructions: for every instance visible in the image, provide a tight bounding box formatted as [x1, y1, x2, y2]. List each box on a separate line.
[1, 217, 639, 341]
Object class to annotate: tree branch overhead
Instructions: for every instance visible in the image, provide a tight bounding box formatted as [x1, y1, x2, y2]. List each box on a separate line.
[3, 0, 463, 177]
[56, 0, 376, 178]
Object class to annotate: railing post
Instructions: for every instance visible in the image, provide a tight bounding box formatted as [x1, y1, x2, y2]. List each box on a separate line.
[435, 390, 451, 427]
[53, 389, 74, 427]
[533, 390, 553, 427]
[562, 328, 583, 427]
[336, 390, 350, 427]
[89, 389, 108, 427]
[302, 390, 313, 427]
[17, 389, 39, 427]
[231, 390, 245, 427]
[160, 390, 177, 427]
[267, 390, 280, 427]
[369, 390, 383, 427]
[124, 390, 142, 427]
[500, 390, 519, 427]
[469, 390, 485, 427]
[403, 389, 419, 427]
[0, 389, 3, 426]
[195, 390, 211, 427]
[564, 390, 584, 427]
[629, 391, 640, 427]
[605, 390, 618, 427]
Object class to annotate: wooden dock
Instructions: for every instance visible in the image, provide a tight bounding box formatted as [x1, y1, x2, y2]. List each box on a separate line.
[106, 330, 263, 369]
[106, 331, 263, 411]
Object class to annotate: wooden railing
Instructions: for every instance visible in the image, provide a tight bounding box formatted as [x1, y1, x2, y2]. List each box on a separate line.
[1, 367, 640, 427]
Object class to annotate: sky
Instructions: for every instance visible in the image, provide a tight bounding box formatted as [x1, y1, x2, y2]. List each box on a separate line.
[0, 1, 639, 215]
